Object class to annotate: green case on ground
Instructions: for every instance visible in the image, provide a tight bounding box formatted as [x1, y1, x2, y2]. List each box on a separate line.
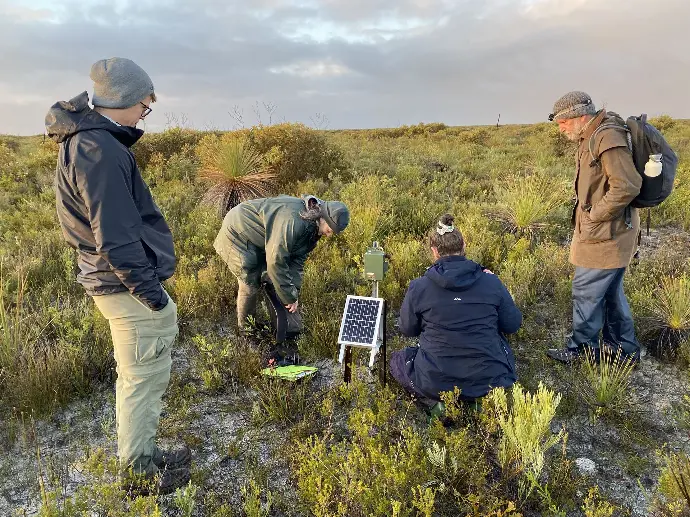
[260, 365, 318, 381]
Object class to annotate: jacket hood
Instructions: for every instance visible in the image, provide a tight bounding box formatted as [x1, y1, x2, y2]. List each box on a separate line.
[424, 255, 483, 291]
[45, 91, 144, 147]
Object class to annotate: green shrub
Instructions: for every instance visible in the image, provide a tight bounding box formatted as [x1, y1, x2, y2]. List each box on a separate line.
[658, 161, 690, 230]
[0, 271, 111, 413]
[381, 234, 428, 309]
[649, 115, 676, 133]
[297, 242, 361, 359]
[582, 487, 616, 517]
[484, 382, 565, 493]
[232, 123, 347, 190]
[656, 452, 690, 516]
[499, 239, 571, 310]
[339, 175, 394, 257]
[142, 150, 198, 187]
[254, 374, 312, 426]
[242, 478, 273, 517]
[293, 383, 436, 517]
[366, 122, 448, 139]
[132, 127, 206, 169]
[30, 447, 164, 516]
[191, 333, 262, 392]
[453, 205, 507, 271]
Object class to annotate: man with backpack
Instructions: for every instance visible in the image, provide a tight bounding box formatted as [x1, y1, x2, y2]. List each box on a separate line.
[546, 91, 644, 365]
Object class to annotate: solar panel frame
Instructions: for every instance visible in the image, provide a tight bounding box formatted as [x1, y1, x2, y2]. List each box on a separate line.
[337, 295, 384, 348]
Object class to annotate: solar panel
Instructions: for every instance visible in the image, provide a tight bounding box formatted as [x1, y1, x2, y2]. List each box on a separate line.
[337, 296, 384, 367]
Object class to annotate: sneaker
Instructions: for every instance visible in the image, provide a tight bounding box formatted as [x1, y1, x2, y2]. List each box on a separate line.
[123, 466, 191, 496]
[546, 347, 582, 364]
[153, 445, 192, 470]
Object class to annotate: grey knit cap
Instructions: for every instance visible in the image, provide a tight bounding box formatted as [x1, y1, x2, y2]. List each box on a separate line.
[321, 201, 350, 234]
[90, 58, 155, 109]
[549, 91, 597, 121]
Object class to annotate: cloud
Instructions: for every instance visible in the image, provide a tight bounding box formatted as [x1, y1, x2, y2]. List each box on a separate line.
[0, 0, 688, 134]
[270, 59, 354, 78]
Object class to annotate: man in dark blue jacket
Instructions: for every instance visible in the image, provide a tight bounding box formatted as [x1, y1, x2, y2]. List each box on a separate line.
[391, 214, 522, 407]
[46, 58, 189, 493]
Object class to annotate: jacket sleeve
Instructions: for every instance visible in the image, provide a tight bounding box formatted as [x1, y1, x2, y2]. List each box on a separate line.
[398, 281, 422, 337]
[588, 146, 642, 223]
[265, 217, 299, 305]
[75, 138, 167, 310]
[496, 279, 522, 334]
[288, 253, 308, 291]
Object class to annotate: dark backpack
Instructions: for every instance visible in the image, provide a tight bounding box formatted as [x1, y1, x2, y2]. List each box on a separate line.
[589, 114, 678, 208]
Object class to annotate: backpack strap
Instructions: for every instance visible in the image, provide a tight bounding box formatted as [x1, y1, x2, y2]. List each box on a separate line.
[588, 123, 632, 168]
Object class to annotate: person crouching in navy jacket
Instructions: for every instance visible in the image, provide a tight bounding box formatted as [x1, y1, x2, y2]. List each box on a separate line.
[390, 214, 523, 407]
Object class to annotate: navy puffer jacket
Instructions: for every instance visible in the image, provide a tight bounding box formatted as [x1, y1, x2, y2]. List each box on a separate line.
[398, 255, 522, 400]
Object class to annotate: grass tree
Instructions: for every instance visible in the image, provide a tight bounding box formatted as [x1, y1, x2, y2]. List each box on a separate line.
[490, 174, 568, 239]
[577, 346, 636, 421]
[645, 274, 690, 358]
[197, 135, 277, 217]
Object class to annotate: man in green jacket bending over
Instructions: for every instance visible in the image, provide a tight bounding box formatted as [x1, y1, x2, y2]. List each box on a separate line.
[214, 195, 350, 338]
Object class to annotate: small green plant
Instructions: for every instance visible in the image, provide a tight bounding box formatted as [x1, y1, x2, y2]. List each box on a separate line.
[253, 374, 311, 425]
[658, 452, 690, 514]
[577, 346, 636, 420]
[174, 482, 198, 517]
[192, 334, 263, 392]
[582, 487, 616, 517]
[671, 394, 690, 431]
[197, 135, 277, 216]
[242, 478, 273, 517]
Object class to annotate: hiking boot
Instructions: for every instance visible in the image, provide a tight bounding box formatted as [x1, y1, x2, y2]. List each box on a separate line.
[267, 350, 300, 367]
[122, 466, 191, 496]
[546, 347, 582, 364]
[153, 445, 192, 470]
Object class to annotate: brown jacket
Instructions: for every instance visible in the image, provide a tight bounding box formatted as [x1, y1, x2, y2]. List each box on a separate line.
[570, 111, 642, 269]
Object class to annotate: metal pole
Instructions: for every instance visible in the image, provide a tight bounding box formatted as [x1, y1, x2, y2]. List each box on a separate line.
[380, 300, 387, 386]
[343, 346, 352, 383]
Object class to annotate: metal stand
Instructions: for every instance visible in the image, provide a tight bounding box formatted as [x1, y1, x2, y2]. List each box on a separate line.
[380, 299, 387, 386]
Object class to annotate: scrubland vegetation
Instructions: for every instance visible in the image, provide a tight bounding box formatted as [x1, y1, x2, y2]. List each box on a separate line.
[1, 116, 690, 515]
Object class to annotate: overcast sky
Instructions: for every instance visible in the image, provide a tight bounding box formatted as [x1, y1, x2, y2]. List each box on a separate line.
[1, 0, 688, 134]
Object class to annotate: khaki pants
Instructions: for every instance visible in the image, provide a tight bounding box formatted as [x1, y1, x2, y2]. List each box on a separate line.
[93, 291, 178, 475]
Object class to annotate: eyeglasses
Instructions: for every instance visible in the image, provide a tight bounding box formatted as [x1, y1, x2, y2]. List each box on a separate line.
[139, 102, 152, 119]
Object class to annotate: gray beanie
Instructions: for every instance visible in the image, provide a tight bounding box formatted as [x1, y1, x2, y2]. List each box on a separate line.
[321, 201, 350, 234]
[90, 58, 155, 109]
[549, 91, 597, 121]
